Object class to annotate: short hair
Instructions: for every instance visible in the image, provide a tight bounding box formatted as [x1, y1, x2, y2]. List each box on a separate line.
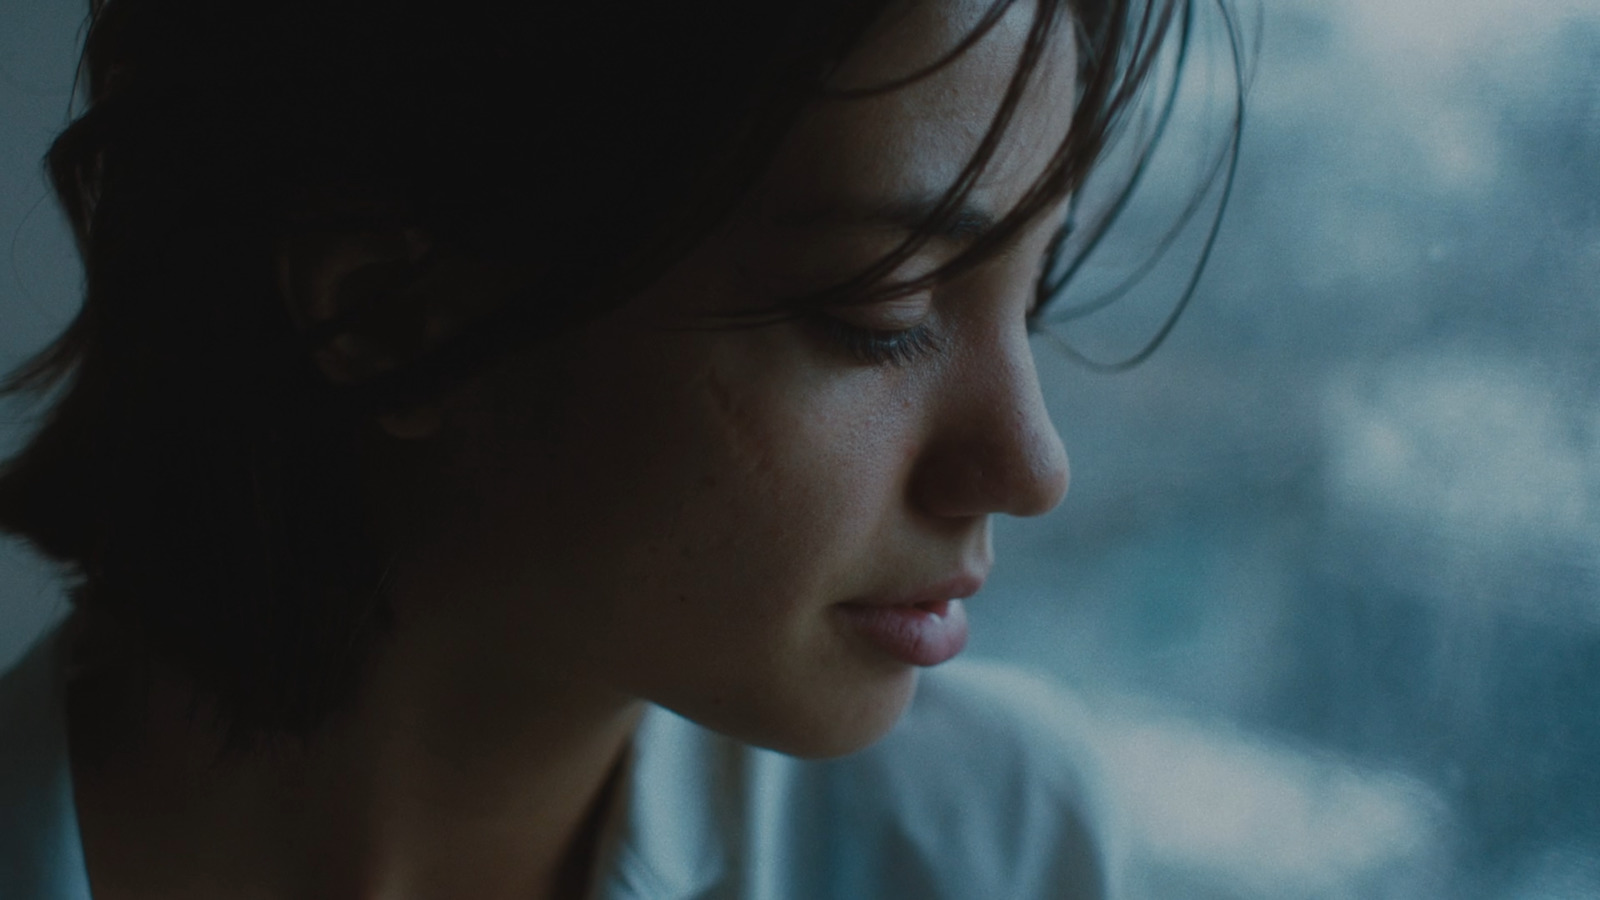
[0, 0, 1219, 743]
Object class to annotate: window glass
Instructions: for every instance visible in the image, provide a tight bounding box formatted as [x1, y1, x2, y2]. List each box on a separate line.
[978, 1, 1600, 896]
[0, 0, 82, 657]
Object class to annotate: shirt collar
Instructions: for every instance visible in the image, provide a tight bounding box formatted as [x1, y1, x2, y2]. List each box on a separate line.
[587, 704, 746, 900]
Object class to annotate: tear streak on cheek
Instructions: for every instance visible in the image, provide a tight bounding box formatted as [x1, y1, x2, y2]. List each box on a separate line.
[701, 363, 780, 484]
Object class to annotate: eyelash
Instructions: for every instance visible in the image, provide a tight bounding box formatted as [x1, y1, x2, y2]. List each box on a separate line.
[812, 314, 943, 367]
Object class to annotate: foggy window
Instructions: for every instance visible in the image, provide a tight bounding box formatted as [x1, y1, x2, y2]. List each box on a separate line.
[3, 1, 1598, 897]
[980, 0, 1600, 896]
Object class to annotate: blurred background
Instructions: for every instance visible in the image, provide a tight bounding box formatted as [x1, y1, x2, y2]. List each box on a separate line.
[3, 0, 1597, 897]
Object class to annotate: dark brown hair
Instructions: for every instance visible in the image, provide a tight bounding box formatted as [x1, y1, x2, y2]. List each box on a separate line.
[0, 0, 1237, 742]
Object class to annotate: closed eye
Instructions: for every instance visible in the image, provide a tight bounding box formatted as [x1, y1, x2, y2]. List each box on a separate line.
[810, 315, 944, 367]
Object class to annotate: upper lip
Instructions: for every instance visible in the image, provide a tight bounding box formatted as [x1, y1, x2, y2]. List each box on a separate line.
[844, 572, 988, 608]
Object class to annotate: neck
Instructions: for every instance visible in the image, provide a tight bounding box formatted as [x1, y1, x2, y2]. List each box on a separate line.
[69, 585, 646, 900]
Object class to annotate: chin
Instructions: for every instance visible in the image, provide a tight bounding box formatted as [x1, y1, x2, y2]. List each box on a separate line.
[722, 664, 923, 760]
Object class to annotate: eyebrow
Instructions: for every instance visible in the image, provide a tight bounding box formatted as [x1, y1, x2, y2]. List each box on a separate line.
[768, 193, 998, 244]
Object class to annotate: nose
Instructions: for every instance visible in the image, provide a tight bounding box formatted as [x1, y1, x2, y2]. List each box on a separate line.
[908, 333, 1070, 521]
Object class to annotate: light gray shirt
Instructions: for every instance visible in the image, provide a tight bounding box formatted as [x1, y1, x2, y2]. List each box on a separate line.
[0, 628, 1115, 899]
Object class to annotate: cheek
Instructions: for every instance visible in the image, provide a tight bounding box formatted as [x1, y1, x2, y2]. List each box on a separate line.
[461, 320, 925, 668]
[452, 322, 936, 749]
[653, 344, 911, 594]
[600, 337, 913, 601]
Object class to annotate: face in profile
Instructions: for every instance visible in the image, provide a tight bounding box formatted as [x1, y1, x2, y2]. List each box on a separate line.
[385, 0, 1078, 758]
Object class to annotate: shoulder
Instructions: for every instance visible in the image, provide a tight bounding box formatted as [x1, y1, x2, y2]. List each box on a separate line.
[642, 661, 1118, 900]
[594, 662, 1121, 900]
[0, 627, 93, 900]
[889, 657, 1105, 775]
[826, 659, 1115, 899]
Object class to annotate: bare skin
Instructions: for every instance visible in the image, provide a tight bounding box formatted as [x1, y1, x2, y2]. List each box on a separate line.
[68, 1, 1078, 898]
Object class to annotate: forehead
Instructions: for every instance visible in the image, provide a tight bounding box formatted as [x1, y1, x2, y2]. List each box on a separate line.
[748, 0, 1080, 223]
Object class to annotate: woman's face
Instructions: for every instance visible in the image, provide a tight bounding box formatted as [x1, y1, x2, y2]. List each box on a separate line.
[410, 0, 1076, 758]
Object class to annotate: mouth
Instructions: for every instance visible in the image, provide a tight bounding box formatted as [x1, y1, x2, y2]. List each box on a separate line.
[851, 572, 986, 610]
[833, 574, 984, 667]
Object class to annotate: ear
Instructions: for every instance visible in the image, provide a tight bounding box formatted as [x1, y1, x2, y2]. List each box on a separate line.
[274, 225, 456, 439]
[277, 226, 432, 370]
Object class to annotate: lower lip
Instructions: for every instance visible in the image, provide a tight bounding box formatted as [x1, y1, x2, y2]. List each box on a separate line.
[834, 599, 969, 667]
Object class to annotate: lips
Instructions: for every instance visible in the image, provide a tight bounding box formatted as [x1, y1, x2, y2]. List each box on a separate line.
[834, 574, 984, 667]
[861, 574, 985, 610]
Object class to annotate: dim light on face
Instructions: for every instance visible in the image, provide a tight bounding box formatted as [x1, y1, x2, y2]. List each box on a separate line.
[373, 0, 1081, 759]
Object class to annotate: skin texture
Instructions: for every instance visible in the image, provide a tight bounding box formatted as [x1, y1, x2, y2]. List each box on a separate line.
[70, 1, 1078, 898]
[400, 0, 1076, 759]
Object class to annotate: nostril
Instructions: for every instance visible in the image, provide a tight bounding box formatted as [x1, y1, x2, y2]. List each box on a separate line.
[907, 421, 1069, 520]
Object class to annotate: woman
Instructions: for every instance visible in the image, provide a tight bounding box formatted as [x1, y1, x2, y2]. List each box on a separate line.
[0, 0, 1232, 896]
